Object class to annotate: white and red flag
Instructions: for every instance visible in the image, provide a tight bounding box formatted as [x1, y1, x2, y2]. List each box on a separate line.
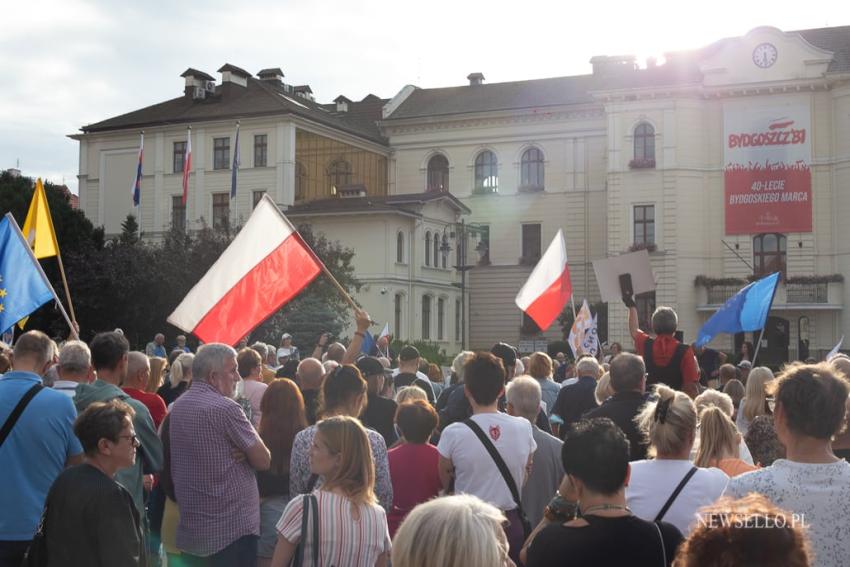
[167, 194, 322, 344]
[515, 229, 572, 331]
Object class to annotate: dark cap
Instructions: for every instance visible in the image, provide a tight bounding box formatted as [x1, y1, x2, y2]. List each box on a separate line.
[399, 345, 420, 362]
[491, 342, 517, 368]
[356, 356, 385, 377]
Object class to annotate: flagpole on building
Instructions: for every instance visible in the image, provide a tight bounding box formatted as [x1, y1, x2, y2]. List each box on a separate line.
[750, 272, 780, 366]
[6, 214, 76, 338]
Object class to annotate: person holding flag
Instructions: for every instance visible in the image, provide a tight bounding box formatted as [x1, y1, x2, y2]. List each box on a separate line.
[623, 287, 699, 398]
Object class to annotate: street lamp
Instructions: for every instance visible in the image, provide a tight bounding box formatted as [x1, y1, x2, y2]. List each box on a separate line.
[440, 219, 487, 350]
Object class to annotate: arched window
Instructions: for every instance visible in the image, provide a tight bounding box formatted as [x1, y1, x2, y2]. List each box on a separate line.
[441, 234, 448, 268]
[437, 298, 445, 340]
[422, 295, 431, 340]
[753, 234, 787, 276]
[633, 123, 655, 162]
[474, 151, 498, 193]
[520, 147, 545, 190]
[433, 235, 440, 269]
[396, 231, 405, 263]
[294, 161, 307, 201]
[427, 154, 449, 192]
[328, 159, 352, 193]
[394, 293, 403, 340]
[425, 231, 431, 266]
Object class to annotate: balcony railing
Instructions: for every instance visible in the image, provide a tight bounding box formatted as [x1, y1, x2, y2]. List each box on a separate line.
[786, 282, 828, 304]
[707, 285, 740, 305]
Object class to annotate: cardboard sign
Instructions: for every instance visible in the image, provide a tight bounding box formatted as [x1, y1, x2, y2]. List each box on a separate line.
[592, 250, 656, 303]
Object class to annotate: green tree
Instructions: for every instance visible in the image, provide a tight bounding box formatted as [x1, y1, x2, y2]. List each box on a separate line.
[119, 214, 140, 245]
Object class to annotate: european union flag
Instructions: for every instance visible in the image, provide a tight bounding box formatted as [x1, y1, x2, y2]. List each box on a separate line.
[0, 213, 56, 333]
[696, 272, 780, 347]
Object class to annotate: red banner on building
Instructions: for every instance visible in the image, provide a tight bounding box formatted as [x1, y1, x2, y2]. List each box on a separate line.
[723, 102, 812, 235]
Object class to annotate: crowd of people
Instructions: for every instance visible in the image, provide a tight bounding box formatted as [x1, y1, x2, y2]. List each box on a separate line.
[1, 293, 850, 566]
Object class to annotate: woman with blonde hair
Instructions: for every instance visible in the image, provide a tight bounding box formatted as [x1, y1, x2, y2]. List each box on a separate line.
[694, 406, 758, 477]
[626, 385, 729, 535]
[392, 494, 511, 567]
[528, 352, 560, 415]
[690, 389, 754, 465]
[594, 372, 615, 405]
[736, 366, 774, 436]
[272, 416, 391, 567]
[157, 352, 194, 406]
[146, 356, 167, 393]
[396, 384, 428, 405]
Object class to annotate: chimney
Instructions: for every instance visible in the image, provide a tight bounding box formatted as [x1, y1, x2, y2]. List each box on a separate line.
[293, 85, 314, 101]
[217, 63, 251, 88]
[334, 95, 351, 113]
[590, 55, 638, 76]
[257, 67, 284, 84]
[180, 68, 215, 99]
[467, 72, 485, 86]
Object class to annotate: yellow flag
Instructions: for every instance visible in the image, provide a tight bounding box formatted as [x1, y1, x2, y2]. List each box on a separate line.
[22, 178, 60, 259]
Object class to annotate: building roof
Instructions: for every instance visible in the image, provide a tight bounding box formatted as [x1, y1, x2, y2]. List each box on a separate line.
[180, 68, 214, 81]
[385, 25, 850, 121]
[285, 191, 471, 217]
[81, 74, 388, 145]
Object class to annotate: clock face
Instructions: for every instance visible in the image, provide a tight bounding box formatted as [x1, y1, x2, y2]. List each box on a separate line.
[753, 43, 778, 68]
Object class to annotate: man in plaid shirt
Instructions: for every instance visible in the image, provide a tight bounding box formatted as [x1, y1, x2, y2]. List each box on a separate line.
[170, 344, 271, 566]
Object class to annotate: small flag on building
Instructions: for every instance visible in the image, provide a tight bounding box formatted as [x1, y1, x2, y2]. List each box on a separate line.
[0, 214, 57, 333]
[696, 272, 780, 347]
[515, 229, 572, 330]
[182, 128, 192, 206]
[132, 132, 143, 206]
[231, 123, 240, 199]
[167, 195, 323, 344]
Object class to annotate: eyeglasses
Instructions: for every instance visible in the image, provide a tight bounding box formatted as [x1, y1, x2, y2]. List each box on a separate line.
[118, 434, 140, 447]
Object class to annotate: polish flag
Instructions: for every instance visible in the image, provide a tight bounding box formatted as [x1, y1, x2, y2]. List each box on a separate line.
[515, 229, 572, 330]
[167, 195, 322, 344]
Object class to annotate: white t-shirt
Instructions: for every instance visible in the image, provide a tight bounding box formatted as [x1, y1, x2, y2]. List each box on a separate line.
[241, 379, 268, 427]
[626, 459, 729, 535]
[726, 459, 850, 567]
[437, 412, 537, 511]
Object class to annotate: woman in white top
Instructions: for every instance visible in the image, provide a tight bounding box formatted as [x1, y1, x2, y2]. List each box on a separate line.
[726, 362, 850, 567]
[272, 415, 391, 567]
[690, 389, 753, 465]
[735, 366, 774, 437]
[626, 384, 729, 535]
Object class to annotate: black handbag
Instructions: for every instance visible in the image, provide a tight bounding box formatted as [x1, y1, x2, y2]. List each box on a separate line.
[21, 504, 48, 567]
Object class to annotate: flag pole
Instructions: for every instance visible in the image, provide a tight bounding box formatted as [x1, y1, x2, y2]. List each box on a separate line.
[750, 272, 780, 367]
[54, 250, 77, 325]
[6, 214, 77, 339]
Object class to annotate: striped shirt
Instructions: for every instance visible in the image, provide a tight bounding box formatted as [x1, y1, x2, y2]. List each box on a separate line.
[277, 490, 390, 567]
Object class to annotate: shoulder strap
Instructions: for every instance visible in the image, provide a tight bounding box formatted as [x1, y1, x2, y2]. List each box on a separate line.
[669, 343, 689, 368]
[463, 419, 523, 511]
[654, 466, 698, 522]
[654, 521, 667, 567]
[294, 494, 310, 566]
[643, 339, 657, 371]
[0, 384, 43, 449]
[309, 494, 320, 566]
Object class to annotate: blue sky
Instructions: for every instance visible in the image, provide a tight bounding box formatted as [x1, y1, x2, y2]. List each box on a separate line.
[1, 0, 844, 193]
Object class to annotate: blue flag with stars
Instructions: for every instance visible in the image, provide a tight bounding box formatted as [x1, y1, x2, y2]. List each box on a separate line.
[0, 213, 55, 333]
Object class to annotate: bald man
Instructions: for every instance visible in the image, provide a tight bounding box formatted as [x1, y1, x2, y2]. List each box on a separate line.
[296, 358, 324, 425]
[122, 351, 167, 428]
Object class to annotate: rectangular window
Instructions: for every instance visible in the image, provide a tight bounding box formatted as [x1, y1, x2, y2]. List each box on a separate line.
[254, 135, 268, 167]
[521, 224, 542, 264]
[633, 205, 655, 245]
[171, 196, 186, 232]
[636, 291, 656, 332]
[477, 225, 490, 266]
[437, 298, 445, 340]
[253, 190, 266, 209]
[173, 142, 186, 173]
[213, 137, 230, 170]
[212, 193, 229, 229]
[421, 296, 431, 340]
